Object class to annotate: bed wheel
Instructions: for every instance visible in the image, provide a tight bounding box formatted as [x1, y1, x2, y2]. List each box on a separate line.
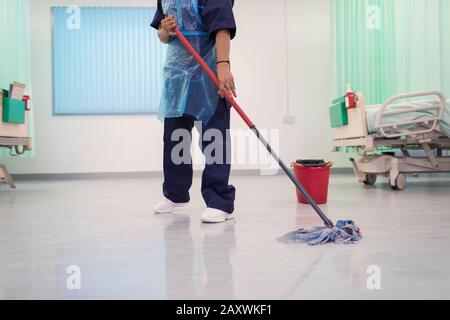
[390, 174, 406, 191]
[363, 174, 377, 186]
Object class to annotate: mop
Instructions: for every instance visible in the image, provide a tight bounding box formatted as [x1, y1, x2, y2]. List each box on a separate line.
[174, 28, 362, 245]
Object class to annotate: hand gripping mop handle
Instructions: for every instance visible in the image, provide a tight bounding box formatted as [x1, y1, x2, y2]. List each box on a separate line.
[174, 28, 334, 227]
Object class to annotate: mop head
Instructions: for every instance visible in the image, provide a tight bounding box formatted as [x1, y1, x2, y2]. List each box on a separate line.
[278, 220, 362, 246]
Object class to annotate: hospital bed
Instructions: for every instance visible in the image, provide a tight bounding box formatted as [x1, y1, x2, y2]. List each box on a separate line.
[0, 97, 32, 189]
[331, 90, 450, 190]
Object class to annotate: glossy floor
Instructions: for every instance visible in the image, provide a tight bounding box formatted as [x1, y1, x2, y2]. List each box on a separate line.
[0, 174, 449, 300]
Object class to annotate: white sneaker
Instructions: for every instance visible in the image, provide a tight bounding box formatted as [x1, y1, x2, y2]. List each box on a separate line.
[153, 198, 189, 214]
[201, 208, 235, 224]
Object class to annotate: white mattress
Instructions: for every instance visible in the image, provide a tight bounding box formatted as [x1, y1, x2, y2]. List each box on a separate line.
[366, 100, 450, 137]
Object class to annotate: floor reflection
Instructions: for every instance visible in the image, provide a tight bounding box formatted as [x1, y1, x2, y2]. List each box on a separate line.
[163, 217, 195, 299]
[200, 222, 236, 299]
[163, 217, 235, 299]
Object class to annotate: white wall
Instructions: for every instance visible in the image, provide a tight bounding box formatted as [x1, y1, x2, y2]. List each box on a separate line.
[284, 0, 347, 167]
[4, 0, 346, 174]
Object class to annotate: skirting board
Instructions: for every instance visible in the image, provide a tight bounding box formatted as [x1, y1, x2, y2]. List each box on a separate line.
[11, 168, 355, 181]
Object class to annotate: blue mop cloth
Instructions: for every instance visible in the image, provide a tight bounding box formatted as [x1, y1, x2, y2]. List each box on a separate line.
[278, 220, 362, 246]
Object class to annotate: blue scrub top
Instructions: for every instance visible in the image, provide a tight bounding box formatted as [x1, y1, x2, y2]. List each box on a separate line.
[151, 0, 237, 40]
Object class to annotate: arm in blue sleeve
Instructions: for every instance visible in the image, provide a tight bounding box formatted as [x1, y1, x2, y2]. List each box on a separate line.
[151, 0, 165, 30]
[203, 0, 237, 40]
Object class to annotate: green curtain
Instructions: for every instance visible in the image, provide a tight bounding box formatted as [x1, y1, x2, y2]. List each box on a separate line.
[0, 0, 33, 158]
[332, 0, 450, 104]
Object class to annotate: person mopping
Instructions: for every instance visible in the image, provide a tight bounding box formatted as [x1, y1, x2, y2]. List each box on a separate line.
[151, 0, 237, 223]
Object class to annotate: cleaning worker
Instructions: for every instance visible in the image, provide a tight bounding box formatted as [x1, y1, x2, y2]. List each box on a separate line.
[151, 0, 237, 223]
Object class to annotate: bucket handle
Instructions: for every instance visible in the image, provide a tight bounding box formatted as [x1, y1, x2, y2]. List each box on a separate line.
[292, 161, 333, 168]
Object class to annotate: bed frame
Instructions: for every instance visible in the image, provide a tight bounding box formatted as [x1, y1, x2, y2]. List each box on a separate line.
[332, 91, 450, 190]
[0, 100, 32, 189]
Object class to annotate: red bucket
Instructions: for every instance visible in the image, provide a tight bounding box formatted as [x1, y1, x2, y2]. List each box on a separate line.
[292, 160, 332, 205]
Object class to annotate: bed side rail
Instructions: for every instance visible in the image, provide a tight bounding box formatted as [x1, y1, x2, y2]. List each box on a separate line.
[374, 91, 446, 138]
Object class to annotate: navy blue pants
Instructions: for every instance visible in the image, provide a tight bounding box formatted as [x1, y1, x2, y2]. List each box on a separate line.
[163, 102, 236, 214]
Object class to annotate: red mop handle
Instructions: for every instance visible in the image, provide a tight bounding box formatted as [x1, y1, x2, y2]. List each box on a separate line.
[174, 28, 255, 128]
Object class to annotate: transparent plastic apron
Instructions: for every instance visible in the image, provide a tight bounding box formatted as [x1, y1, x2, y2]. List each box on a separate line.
[159, 0, 219, 124]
